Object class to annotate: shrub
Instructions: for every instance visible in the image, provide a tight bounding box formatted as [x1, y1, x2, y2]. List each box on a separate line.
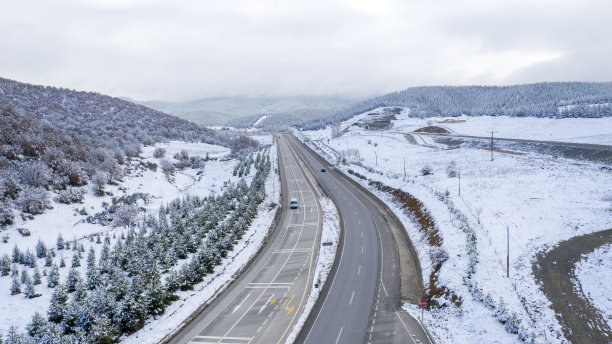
[15, 186, 50, 215]
[153, 147, 166, 158]
[421, 165, 433, 176]
[55, 188, 85, 204]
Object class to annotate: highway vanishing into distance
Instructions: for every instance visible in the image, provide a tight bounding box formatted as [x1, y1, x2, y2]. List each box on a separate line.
[167, 134, 430, 344]
[168, 135, 322, 344]
[286, 134, 429, 344]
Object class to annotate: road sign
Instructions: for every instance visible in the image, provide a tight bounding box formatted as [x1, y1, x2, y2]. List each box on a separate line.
[322, 242, 333, 246]
[420, 300, 426, 307]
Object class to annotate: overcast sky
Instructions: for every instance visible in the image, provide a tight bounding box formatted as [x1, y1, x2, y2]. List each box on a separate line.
[1, 0, 610, 101]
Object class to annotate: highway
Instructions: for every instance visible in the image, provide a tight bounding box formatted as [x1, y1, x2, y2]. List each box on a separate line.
[167, 135, 322, 344]
[285, 134, 430, 344]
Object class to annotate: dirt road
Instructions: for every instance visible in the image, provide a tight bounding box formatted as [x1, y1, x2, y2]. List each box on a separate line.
[534, 228, 612, 344]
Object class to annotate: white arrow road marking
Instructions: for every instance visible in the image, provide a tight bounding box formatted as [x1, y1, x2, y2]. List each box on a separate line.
[232, 293, 251, 314]
[259, 293, 275, 315]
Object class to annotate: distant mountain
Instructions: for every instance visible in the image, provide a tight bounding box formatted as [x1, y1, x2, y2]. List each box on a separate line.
[139, 96, 355, 126]
[296, 82, 612, 130]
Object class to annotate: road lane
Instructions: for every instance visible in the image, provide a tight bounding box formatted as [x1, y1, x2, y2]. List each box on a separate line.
[285, 134, 430, 344]
[167, 136, 322, 344]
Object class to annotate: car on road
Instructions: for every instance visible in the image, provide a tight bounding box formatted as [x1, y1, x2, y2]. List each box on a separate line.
[320, 168, 326, 172]
[290, 198, 298, 209]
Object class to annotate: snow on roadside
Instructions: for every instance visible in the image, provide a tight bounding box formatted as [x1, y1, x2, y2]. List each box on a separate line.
[298, 118, 612, 344]
[122, 141, 281, 343]
[574, 244, 612, 329]
[284, 197, 340, 344]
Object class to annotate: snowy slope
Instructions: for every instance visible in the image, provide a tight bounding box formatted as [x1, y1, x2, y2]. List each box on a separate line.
[299, 114, 612, 343]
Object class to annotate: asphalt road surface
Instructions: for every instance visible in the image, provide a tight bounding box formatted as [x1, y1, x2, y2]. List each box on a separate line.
[285, 134, 431, 344]
[167, 135, 322, 344]
[535, 228, 612, 344]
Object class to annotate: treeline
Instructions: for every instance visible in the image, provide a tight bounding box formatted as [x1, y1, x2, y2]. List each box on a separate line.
[296, 82, 612, 130]
[1, 148, 272, 343]
[0, 77, 259, 226]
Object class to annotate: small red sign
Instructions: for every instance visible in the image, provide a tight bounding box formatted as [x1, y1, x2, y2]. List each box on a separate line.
[420, 300, 426, 307]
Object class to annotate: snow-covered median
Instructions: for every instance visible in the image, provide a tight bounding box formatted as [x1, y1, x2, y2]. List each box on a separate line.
[574, 244, 612, 329]
[284, 197, 340, 344]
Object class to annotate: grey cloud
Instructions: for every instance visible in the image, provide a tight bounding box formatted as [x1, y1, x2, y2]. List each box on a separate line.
[0, 0, 610, 101]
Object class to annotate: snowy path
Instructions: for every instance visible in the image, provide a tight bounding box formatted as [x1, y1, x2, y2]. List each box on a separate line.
[535, 228, 612, 344]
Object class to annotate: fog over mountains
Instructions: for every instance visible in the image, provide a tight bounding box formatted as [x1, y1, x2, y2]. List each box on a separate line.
[139, 96, 354, 126]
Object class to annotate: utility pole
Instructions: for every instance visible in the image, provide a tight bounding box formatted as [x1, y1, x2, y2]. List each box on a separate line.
[458, 168, 461, 196]
[506, 226, 510, 278]
[489, 131, 497, 161]
[375, 151, 378, 166]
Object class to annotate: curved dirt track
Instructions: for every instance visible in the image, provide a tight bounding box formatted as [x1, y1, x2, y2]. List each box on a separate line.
[534, 228, 612, 344]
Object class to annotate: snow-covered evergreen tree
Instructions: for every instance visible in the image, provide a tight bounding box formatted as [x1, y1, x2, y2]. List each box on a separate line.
[35, 239, 47, 259]
[10, 274, 21, 295]
[65, 268, 82, 293]
[47, 264, 60, 288]
[48, 283, 68, 323]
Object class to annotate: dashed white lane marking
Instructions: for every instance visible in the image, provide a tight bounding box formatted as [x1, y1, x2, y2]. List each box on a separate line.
[335, 327, 344, 344]
[232, 293, 251, 314]
[357, 265, 361, 275]
[349, 291, 355, 305]
[361, 245, 364, 254]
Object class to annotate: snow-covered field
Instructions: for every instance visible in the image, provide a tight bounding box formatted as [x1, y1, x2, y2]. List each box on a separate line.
[284, 197, 340, 344]
[339, 107, 612, 145]
[299, 109, 612, 343]
[0, 138, 279, 339]
[575, 244, 612, 329]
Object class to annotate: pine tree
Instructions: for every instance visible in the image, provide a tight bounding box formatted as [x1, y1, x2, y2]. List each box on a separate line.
[32, 267, 42, 285]
[4, 326, 25, 344]
[21, 269, 30, 284]
[0, 254, 10, 276]
[35, 239, 47, 259]
[59, 256, 66, 268]
[48, 284, 67, 323]
[10, 274, 21, 295]
[86, 315, 120, 344]
[24, 277, 39, 299]
[47, 264, 60, 288]
[71, 252, 80, 268]
[11, 244, 21, 264]
[25, 250, 36, 268]
[26, 312, 48, 340]
[65, 267, 82, 293]
[56, 234, 64, 250]
[86, 248, 99, 290]
[10, 264, 18, 277]
[44, 251, 53, 267]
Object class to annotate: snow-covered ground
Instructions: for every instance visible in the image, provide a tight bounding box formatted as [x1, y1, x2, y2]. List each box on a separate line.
[299, 110, 612, 343]
[124, 141, 280, 343]
[335, 107, 612, 145]
[0, 138, 279, 338]
[574, 244, 612, 329]
[284, 197, 340, 344]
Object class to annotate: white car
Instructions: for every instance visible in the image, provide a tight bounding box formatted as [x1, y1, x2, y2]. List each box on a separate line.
[289, 198, 298, 209]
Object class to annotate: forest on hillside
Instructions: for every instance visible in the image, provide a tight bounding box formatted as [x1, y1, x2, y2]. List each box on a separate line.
[0, 77, 258, 226]
[295, 82, 612, 130]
